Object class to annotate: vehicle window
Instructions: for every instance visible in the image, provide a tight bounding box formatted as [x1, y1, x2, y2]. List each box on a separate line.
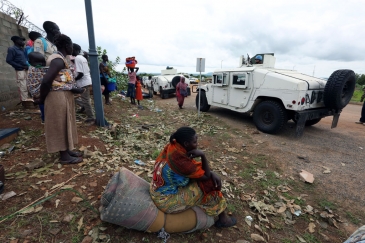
[233, 74, 246, 85]
[222, 73, 228, 85]
[213, 74, 223, 84]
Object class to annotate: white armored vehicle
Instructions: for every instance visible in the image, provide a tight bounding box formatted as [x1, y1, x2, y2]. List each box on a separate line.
[195, 54, 355, 135]
[147, 67, 191, 99]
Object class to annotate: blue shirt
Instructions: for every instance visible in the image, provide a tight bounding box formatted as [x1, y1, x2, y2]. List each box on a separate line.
[6, 46, 27, 70]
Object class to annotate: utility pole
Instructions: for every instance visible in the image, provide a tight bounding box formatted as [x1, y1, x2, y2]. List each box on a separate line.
[84, 0, 106, 126]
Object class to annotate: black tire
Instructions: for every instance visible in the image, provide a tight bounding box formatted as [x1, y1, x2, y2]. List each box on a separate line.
[195, 90, 210, 112]
[323, 69, 355, 110]
[172, 76, 181, 88]
[305, 118, 321, 126]
[253, 100, 287, 134]
[160, 87, 165, 99]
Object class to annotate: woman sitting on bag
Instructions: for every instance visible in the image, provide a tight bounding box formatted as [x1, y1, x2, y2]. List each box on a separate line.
[150, 127, 237, 228]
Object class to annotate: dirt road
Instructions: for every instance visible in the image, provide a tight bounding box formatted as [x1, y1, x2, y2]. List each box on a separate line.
[157, 93, 365, 206]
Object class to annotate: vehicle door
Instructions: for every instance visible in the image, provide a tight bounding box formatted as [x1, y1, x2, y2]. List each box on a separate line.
[228, 72, 252, 108]
[212, 73, 229, 105]
[153, 77, 159, 91]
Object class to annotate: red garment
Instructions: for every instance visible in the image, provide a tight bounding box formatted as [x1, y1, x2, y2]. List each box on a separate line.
[176, 81, 188, 106]
[135, 80, 143, 101]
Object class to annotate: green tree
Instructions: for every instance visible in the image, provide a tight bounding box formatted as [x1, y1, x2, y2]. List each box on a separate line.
[356, 73, 365, 86]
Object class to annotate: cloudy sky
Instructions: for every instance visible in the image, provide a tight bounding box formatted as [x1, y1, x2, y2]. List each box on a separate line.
[9, 0, 365, 77]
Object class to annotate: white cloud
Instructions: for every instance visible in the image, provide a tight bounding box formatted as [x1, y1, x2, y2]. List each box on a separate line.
[10, 0, 365, 76]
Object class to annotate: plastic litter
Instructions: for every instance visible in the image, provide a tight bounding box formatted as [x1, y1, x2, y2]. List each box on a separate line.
[132, 114, 139, 117]
[95, 169, 104, 173]
[294, 210, 302, 216]
[154, 108, 162, 112]
[7, 146, 14, 153]
[245, 216, 253, 221]
[0, 151, 5, 157]
[134, 160, 145, 166]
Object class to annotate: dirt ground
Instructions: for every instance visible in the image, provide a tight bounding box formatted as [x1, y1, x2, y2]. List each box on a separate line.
[0, 92, 363, 243]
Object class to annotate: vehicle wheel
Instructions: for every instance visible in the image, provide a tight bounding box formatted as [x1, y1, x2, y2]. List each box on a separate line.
[195, 91, 210, 112]
[160, 87, 166, 99]
[323, 69, 355, 110]
[253, 100, 287, 134]
[305, 118, 322, 126]
[171, 76, 181, 88]
[153, 90, 157, 95]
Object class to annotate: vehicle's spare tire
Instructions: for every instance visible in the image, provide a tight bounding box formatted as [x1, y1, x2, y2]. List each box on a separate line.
[172, 76, 181, 88]
[323, 69, 355, 110]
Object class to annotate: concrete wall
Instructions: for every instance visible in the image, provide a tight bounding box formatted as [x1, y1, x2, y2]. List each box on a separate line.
[0, 12, 28, 112]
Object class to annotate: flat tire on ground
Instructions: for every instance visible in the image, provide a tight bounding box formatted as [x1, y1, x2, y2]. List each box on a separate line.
[253, 100, 287, 134]
[323, 69, 356, 110]
[195, 91, 210, 112]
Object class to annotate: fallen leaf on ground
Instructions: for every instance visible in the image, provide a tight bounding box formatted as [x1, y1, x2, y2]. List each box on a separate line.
[71, 197, 83, 203]
[308, 222, 316, 233]
[251, 233, 266, 242]
[299, 170, 314, 183]
[55, 199, 60, 208]
[77, 216, 84, 232]
[34, 206, 43, 213]
[296, 235, 306, 242]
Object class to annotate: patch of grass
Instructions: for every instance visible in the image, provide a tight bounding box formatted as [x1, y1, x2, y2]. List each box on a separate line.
[281, 192, 305, 206]
[226, 203, 237, 213]
[302, 233, 321, 243]
[71, 234, 83, 243]
[152, 149, 160, 159]
[253, 154, 268, 168]
[346, 211, 361, 225]
[239, 164, 256, 179]
[318, 199, 337, 210]
[281, 239, 293, 243]
[351, 88, 363, 102]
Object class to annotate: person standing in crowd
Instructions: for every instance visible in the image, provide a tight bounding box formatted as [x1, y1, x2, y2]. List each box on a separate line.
[135, 76, 143, 107]
[99, 55, 112, 105]
[34, 21, 59, 61]
[6, 36, 30, 106]
[127, 67, 139, 105]
[27, 31, 45, 123]
[176, 76, 188, 109]
[72, 43, 94, 123]
[39, 34, 82, 164]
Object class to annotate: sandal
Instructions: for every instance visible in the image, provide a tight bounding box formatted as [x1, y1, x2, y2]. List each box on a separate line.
[214, 217, 237, 228]
[68, 150, 83, 157]
[59, 157, 83, 165]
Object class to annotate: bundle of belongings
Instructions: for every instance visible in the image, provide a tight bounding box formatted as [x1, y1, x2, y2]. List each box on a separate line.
[125, 56, 138, 68]
[99, 167, 214, 241]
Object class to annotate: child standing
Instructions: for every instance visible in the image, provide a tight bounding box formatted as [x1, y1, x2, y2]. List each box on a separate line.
[127, 67, 139, 104]
[135, 76, 143, 107]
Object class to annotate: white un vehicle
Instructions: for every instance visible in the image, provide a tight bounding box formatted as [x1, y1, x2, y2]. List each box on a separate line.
[195, 53, 356, 136]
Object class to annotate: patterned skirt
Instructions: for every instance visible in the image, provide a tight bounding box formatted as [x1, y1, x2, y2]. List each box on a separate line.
[150, 181, 226, 217]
